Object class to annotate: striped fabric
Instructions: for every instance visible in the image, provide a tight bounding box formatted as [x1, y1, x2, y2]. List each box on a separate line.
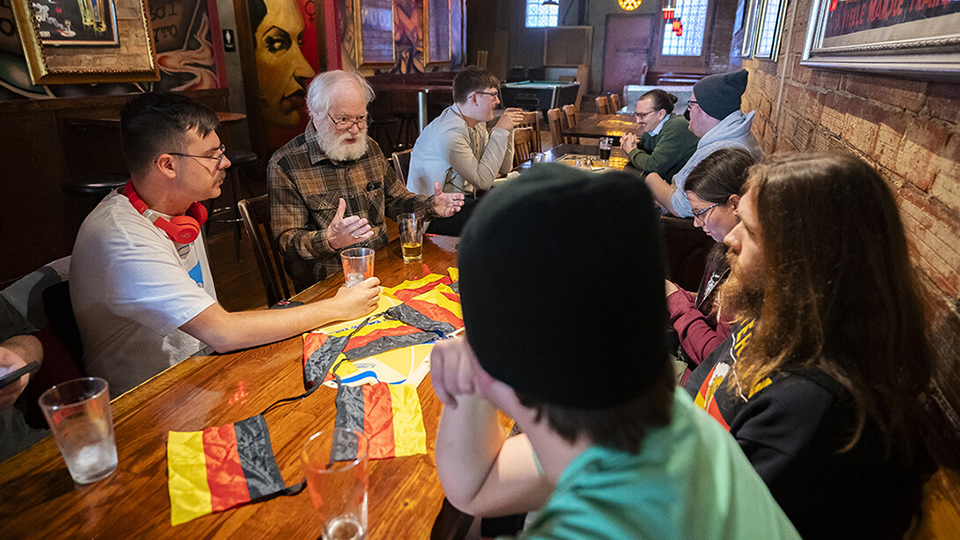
[335, 382, 427, 459]
[302, 271, 464, 388]
[167, 415, 287, 525]
[298, 269, 463, 461]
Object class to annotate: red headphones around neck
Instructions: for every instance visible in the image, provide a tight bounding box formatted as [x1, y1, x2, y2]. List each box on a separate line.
[123, 181, 208, 244]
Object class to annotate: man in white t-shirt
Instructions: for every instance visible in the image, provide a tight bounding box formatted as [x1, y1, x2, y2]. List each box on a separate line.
[71, 92, 381, 396]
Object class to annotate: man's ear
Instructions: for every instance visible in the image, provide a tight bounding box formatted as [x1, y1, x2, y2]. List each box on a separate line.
[728, 193, 741, 210]
[155, 154, 178, 179]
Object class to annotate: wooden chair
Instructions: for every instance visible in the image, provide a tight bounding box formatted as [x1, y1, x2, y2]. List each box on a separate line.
[475, 50, 489, 69]
[237, 195, 292, 306]
[546, 108, 564, 150]
[595, 96, 611, 115]
[513, 127, 535, 169]
[391, 148, 413, 184]
[515, 111, 542, 151]
[609, 93, 623, 112]
[561, 104, 578, 144]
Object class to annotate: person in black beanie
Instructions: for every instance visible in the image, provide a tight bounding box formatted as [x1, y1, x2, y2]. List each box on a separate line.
[643, 69, 763, 218]
[430, 164, 800, 539]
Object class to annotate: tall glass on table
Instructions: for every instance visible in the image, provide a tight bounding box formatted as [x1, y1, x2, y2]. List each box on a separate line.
[38, 377, 118, 484]
[398, 213, 425, 262]
[302, 428, 370, 540]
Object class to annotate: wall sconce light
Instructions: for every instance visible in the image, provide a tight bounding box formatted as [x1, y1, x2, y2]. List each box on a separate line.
[542, 0, 559, 5]
[662, 7, 674, 19]
[618, 0, 644, 10]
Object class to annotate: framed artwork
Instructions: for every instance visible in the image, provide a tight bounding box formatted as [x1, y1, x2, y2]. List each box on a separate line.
[354, 0, 396, 68]
[29, 0, 119, 46]
[802, 0, 960, 78]
[12, 0, 158, 84]
[753, 0, 788, 59]
[740, 0, 759, 57]
[423, 0, 450, 65]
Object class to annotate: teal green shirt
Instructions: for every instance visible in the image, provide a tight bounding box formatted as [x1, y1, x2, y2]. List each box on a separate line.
[508, 389, 800, 540]
[627, 114, 700, 182]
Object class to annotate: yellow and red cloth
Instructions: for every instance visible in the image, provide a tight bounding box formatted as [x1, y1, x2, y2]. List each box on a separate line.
[302, 270, 463, 460]
[167, 415, 288, 525]
[334, 382, 427, 460]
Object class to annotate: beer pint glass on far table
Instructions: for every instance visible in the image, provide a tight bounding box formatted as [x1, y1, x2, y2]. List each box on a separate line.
[38, 377, 118, 484]
[302, 428, 370, 540]
[398, 213, 424, 262]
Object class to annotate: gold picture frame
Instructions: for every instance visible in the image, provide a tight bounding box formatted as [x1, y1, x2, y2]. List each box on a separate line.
[354, 0, 396, 69]
[423, 0, 450, 66]
[12, 0, 159, 85]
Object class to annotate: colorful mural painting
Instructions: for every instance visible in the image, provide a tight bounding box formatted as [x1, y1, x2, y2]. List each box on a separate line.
[250, 0, 320, 150]
[0, 0, 224, 100]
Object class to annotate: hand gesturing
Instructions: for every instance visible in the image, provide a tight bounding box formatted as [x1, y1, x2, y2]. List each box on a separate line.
[327, 198, 374, 250]
[433, 183, 465, 218]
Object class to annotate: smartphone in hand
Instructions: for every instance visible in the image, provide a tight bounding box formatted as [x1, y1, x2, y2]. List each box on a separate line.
[0, 361, 40, 389]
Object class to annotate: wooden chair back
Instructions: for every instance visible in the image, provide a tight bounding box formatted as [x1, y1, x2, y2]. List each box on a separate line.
[610, 93, 623, 112]
[562, 104, 578, 144]
[476, 50, 489, 69]
[391, 148, 413, 184]
[546, 108, 564, 149]
[595, 96, 611, 115]
[513, 127, 535, 169]
[515, 111, 542, 151]
[237, 195, 292, 306]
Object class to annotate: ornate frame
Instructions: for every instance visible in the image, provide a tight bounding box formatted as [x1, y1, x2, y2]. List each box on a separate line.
[11, 0, 159, 84]
[353, 0, 396, 68]
[423, 0, 451, 65]
[802, 0, 960, 79]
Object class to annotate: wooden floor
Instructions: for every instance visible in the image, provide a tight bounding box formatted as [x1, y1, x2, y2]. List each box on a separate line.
[206, 226, 270, 312]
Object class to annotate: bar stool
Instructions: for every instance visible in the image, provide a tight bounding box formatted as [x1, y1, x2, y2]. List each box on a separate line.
[207, 149, 259, 260]
[62, 174, 129, 216]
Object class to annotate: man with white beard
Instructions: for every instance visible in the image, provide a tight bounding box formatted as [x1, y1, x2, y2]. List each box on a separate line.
[268, 70, 465, 290]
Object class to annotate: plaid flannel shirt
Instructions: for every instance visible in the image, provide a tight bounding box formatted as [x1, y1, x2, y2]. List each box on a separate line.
[268, 123, 435, 290]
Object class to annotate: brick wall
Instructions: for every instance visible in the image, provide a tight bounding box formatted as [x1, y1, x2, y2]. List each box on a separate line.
[740, 0, 960, 460]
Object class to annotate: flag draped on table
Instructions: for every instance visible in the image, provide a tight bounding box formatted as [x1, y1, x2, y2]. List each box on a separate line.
[302, 270, 463, 460]
[167, 415, 296, 526]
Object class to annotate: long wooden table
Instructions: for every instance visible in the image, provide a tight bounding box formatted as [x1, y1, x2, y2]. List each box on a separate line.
[0, 236, 460, 538]
[563, 113, 640, 144]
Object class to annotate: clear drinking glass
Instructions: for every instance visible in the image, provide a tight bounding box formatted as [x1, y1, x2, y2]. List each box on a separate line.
[302, 428, 370, 540]
[38, 377, 118, 484]
[341, 247, 375, 287]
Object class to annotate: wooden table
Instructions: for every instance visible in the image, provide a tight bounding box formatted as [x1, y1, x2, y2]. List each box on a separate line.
[563, 113, 640, 144]
[516, 144, 632, 173]
[0, 236, 461, 539]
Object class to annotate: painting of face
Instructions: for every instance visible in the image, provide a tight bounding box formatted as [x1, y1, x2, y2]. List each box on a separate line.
[254, 0, 315, 128]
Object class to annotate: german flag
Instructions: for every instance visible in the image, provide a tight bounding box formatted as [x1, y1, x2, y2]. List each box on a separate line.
[383, 272, 453, 301]
[167, 415, 288, 525]
[334, 382, 427, 460]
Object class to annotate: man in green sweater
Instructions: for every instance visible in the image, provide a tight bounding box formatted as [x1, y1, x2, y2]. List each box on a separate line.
[620, 89, 700, 180]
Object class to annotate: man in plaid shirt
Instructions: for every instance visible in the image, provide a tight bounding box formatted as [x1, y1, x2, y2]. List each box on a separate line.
[268, 70, 465, 290]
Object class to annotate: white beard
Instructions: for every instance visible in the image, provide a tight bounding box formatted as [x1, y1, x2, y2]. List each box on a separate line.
[317, 124, 369, 162]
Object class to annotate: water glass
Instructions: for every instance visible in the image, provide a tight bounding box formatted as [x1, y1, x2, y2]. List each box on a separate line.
[38, 377, 118, 484]
[341, 247, 375, 287]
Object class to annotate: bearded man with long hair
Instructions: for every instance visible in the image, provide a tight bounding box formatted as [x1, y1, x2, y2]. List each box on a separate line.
[685, 153, 932, 539]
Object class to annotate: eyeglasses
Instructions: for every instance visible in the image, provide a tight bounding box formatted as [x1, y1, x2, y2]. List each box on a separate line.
[692, 202, 719, 223]
[634, 109, 658, 120]
[168, 144, 227, 169]
[475, 91, 500, 99]
[327, 113, 370, 130]
[687, 99, 700, 109]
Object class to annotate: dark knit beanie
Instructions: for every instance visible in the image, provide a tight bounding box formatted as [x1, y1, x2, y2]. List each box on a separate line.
[458, 164, 669, 409]
[692, 69, 749, 120]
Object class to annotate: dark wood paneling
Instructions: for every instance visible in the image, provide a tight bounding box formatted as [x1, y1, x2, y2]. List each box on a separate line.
[0, 90, 231, 285]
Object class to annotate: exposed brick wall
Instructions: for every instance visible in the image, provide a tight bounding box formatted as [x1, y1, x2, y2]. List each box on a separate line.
[740, 0, 960, 460]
